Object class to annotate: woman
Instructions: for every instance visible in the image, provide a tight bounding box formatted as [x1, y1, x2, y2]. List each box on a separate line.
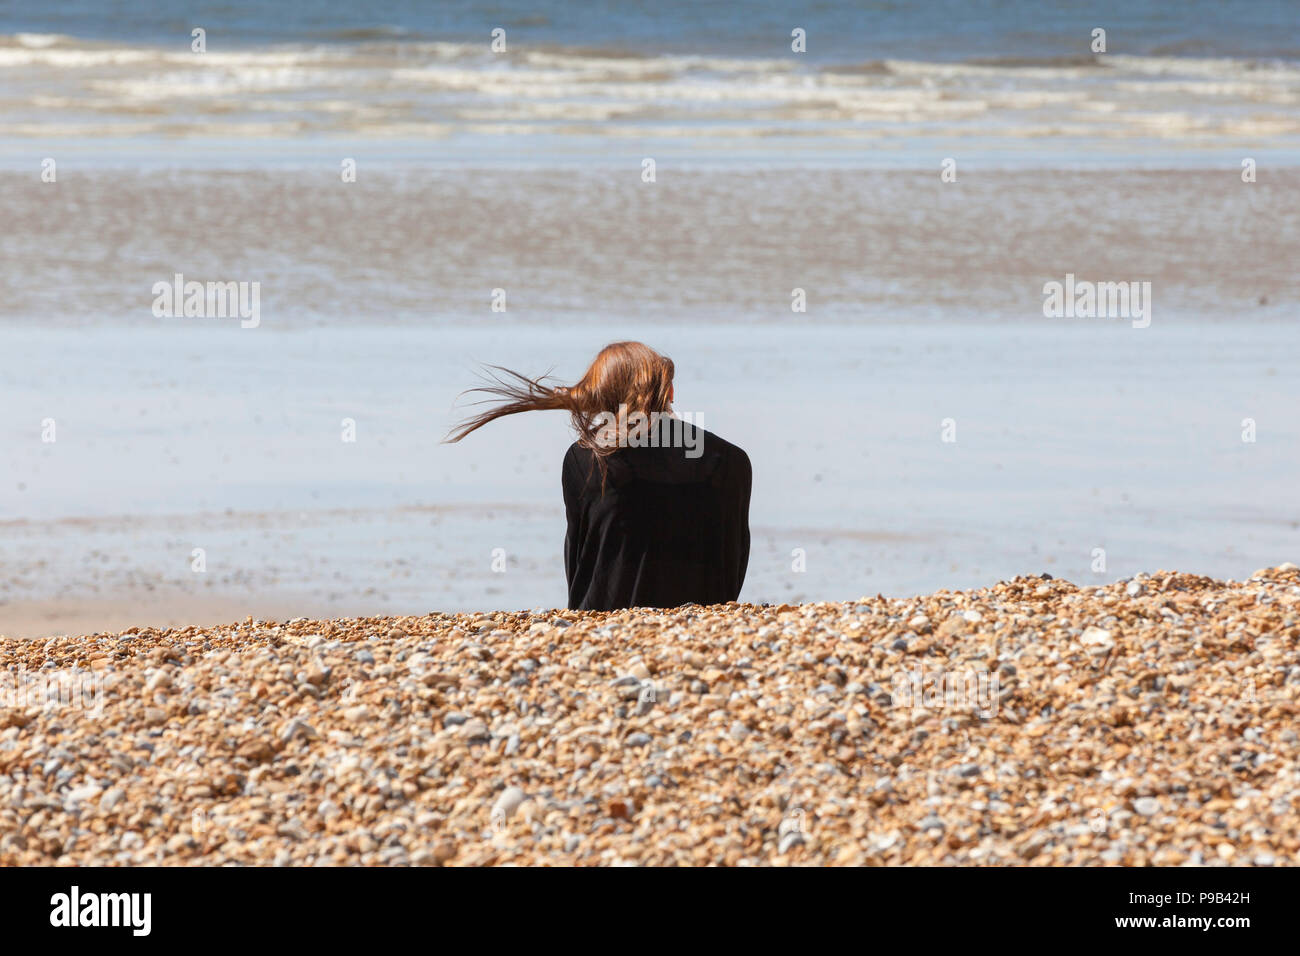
[447, 342, 751, 611]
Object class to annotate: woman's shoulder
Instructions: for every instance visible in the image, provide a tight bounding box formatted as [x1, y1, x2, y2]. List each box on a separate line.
[563, 442, 601, 484]
[563, 441, 592, 466]
[694, 427, 749, 467]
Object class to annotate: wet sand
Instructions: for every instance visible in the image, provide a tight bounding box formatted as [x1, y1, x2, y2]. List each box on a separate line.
[5, 312, 1299, 635]
[5, 168, 1298, 324]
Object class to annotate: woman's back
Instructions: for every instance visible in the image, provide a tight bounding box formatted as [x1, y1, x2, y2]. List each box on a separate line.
[447, 341, 750, 612]
[563, 423, 751, 611]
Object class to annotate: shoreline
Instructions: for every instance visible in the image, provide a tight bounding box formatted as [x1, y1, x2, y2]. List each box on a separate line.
[2, 564, 1297, 865]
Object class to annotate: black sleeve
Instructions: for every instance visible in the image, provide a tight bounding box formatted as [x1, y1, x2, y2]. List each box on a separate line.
[732, 447, 752, 598]
[561, 445, 582, 589]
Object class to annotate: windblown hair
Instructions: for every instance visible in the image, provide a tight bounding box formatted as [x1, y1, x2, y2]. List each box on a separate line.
[445, 341, 675, 468]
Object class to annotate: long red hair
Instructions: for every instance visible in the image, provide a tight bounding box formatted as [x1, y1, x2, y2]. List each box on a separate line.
[445, 341, 675, 463]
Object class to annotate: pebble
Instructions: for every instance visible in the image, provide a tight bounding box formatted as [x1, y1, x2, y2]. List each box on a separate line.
[65, 783, 101, 803]
[491, 786, 527, 820]
[777, 831, 805, 854]
[281, 719, 318, 744]
[1133, 797, 1161, 816]
[1080, 626, 1114, 647]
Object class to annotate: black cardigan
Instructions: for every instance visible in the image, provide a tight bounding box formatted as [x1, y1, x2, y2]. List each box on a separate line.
[562, 425, 751, 611]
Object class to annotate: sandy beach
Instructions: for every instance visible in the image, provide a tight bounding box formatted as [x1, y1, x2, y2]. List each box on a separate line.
[3, 0, 1299, 882]
[2, 564, 1297, 865]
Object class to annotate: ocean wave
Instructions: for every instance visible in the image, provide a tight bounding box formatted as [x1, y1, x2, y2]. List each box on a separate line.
[962, 54, 1105, 69]
[9, 32, 72, 47]
[4, 33, 1299, 148]
[306, 25, 417, 41]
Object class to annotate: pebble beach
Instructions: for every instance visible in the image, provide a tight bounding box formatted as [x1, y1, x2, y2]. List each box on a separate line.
[2, 565, 1299, 866]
